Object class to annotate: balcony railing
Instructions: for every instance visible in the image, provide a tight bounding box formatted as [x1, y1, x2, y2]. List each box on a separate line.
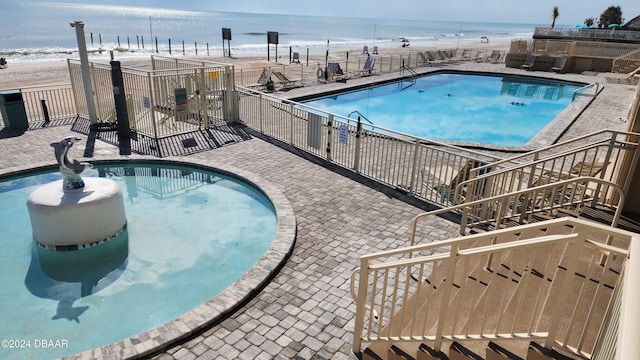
[534, 27, 640, 43]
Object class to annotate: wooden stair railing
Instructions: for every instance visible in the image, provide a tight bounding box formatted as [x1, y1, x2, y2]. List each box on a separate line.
[353, 218, 632, 360]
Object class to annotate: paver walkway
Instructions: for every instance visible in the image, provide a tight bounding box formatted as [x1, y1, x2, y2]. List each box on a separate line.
[0, 61, 636, 360]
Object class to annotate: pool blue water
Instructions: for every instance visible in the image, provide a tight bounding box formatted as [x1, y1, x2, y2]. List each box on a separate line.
[304, 73, 582, 146]
[0, 164, 278, 360]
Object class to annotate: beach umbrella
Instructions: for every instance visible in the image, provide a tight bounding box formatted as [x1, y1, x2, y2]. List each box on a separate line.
[608, 24, 621, 29]
[574, 24, 590, 29]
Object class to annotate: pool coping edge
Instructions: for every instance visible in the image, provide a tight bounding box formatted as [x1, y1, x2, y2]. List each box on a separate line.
[0, 158, 297, 360]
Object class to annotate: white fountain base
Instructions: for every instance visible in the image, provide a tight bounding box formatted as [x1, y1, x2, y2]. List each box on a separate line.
[27, 177, 127, 251]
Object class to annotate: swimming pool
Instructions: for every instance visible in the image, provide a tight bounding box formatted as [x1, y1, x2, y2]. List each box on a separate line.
[303, 73, 583, 147]
[0, 161, 289, 359]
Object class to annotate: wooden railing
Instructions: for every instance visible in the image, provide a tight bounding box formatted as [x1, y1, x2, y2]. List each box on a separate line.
[611, 48, 640, 73]
[459, 130, 640, 208]
[351, 217, 636, 359]
[415, 176, 624, 237]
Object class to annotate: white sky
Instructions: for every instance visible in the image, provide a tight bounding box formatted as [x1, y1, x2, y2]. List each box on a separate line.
[57, 1, 640, 26]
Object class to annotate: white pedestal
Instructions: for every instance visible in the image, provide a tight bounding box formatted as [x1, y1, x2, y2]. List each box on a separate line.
[27, 178, 127, 250]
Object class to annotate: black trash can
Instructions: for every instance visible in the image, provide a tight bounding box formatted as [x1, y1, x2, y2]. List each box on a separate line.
[0, 90, 28, 129]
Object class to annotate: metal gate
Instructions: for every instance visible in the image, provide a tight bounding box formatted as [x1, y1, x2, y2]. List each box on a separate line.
[68, 58, 237, 140]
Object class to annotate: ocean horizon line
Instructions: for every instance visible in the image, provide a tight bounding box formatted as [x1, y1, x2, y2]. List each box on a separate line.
[0, 1, 542, 64]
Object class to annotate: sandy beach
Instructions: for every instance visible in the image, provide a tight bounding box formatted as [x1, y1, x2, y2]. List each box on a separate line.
[0, 38, 512, 90]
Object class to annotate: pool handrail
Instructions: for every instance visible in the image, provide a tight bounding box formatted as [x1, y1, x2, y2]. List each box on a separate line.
[572, 81, 600, 101]
[348, 110, 373, 124]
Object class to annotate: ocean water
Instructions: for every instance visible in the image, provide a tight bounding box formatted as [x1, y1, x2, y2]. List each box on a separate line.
[0, 1, 541, 63]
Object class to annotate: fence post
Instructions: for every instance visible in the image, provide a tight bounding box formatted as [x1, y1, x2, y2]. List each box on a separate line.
[345, 52, 349, 75]
[147, 73, 160, 143]
[409, 139, 420, 195]
[224, 66, 238, 123]
[327, 114, 334, 162]
[354, 117, 362, 173]
[289, 103, 295, 145]
[352, 259, 371, 354]
[198, 68, 208, 128]
[41, 99, 50, 123]
[259, 94, 264, 133]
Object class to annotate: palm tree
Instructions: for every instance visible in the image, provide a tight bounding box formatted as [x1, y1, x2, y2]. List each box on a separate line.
[551, 6, 560, 28]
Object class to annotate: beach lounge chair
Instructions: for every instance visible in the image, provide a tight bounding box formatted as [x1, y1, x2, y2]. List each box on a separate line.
[418, 52, 430, 66]
[292, 52, 300, 64]
[362, 46, 369, 55]
[436, 50, 450, 63]
[473, 50, 486, 62]
[425, 51, 440, 64]
[424, 51, 442, 63]
[248, 68, 273, 90]
[535, 161, 609, 184]
[272, 71, 301, 89]
[440, 50, 457, 63]
[327, 62, 345, 80]
[526, 161, 610, 210]
[460, 49, 471, 61]
[372, 46, 379, 55]
[487, 50, 502, 63]
[521, 55, 536, 70]
[422, 159, 485, 205]
[361, 57, 376, 75]
[550, 56, 567, 73]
